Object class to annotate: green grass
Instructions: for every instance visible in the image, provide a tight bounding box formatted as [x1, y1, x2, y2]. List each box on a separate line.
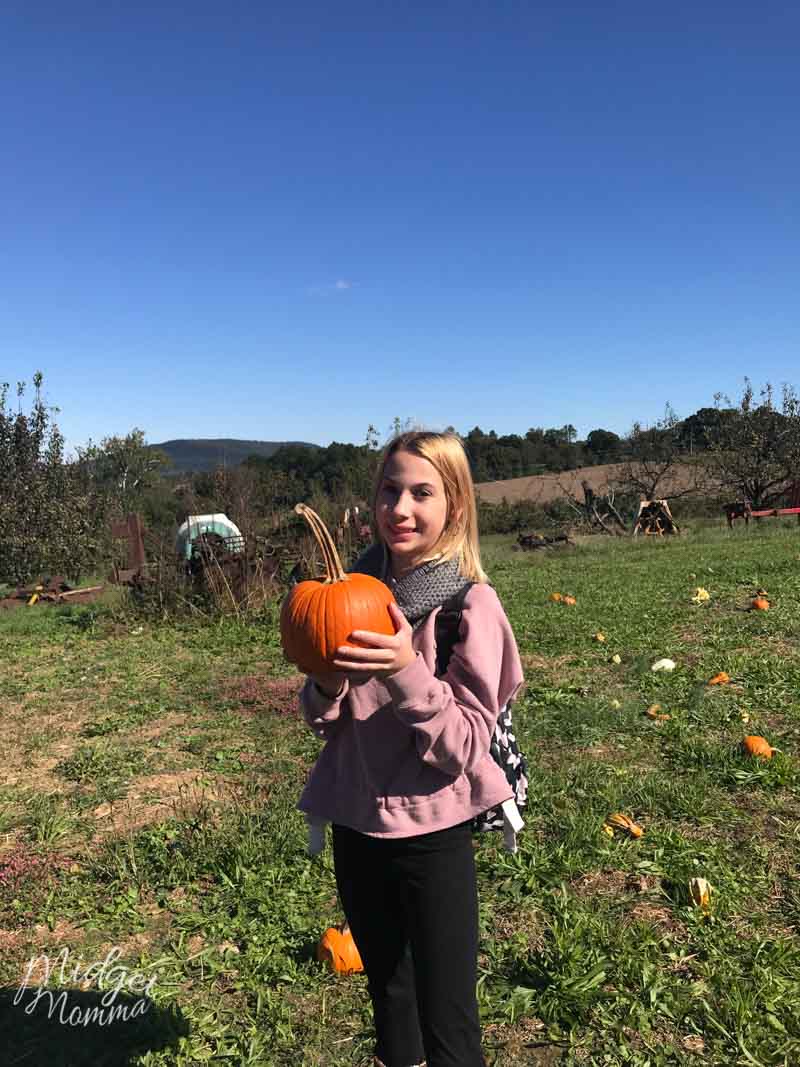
[0, 522, 799, 1064]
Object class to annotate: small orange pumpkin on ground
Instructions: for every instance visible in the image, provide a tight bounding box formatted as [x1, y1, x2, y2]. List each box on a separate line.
[742, 735, 776, 760]
[708, 671, 730, 686]
[317, 921, 364, 975]
[280, 504, 395, 676]
[562, 595, 577, 606]
[549, 592, 563, 602]
[751, 597, 770, 611]
[644, 704, 671, 721]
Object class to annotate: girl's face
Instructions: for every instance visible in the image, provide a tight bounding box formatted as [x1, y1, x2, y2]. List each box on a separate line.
[376, 449, 450, 577]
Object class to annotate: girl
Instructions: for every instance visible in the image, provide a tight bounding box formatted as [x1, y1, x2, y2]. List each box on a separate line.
[297, 431, 524, 1067]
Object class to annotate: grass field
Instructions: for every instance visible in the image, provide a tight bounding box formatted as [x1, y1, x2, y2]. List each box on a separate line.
[1, 522, 799, 1066]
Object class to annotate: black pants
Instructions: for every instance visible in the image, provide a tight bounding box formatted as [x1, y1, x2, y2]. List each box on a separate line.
[331, 820, 486, 1067]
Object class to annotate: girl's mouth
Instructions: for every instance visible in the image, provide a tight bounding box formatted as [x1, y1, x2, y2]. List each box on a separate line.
[388, 527, 416, 541]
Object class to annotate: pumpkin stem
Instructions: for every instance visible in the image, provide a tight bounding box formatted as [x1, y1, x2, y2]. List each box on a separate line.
[295, 503, 348, 583]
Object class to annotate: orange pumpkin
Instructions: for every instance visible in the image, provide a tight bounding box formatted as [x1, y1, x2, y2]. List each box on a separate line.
[644, 704, 671, 721]
[751, 597, 770, 611]
[742, 735, 775, 760]
[317, 921, 364, 975]
[549, 592, 563, 603]
[708, 672, 730, 686]
[281, 504, 395, 676]
[562, 595, 577, 606]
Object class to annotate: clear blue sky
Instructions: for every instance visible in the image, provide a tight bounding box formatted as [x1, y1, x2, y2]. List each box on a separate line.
[2, 1, 798, 455]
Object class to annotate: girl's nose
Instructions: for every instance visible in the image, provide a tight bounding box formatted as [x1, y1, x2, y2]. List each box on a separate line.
[391, 491, 412, 515]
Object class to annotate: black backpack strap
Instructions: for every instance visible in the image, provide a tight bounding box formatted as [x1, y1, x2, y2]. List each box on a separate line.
[348, 542, 387, 579]
[434, 582, 475, 677]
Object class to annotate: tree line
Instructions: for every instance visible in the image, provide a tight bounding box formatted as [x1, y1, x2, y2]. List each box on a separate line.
[1, 375, 799, 585]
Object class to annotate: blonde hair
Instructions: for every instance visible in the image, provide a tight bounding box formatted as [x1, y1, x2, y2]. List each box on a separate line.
[370, 430, 488, 583]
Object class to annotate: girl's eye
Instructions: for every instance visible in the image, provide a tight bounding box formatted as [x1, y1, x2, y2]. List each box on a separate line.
[382, 485, 430, 497]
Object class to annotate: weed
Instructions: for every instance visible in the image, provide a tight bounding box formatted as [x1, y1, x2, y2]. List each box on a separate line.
[24, 793, 75, 846]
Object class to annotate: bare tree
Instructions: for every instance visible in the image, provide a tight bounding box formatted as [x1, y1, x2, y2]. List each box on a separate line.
[704, 380, 800, 508]
[615, 404, 707, 501]
[555, 475, 628, 535]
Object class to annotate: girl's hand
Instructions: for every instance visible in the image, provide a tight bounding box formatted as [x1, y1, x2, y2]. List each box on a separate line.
[332, 602, 416, 679]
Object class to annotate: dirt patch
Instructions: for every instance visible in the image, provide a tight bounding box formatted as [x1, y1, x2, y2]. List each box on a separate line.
[752, 710, 793, 735]
[130, 713, 189, 742]
[90, 770, 224, 838]
[25, 919, 86, 951]
[2, 753, 74, 794]
[0, 588, 107, 611]
[0, 705, 88, 794]
[222, 673, 304, 716]
[0, 927, 27, 952]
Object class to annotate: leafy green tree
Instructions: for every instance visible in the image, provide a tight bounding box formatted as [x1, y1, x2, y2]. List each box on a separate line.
[0, 373, 101, 583]
[676, 407, 735, 453]
[76, 429, 169, 517]
[586, 429, 622, 462]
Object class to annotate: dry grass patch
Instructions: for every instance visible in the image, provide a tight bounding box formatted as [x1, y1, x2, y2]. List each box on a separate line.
[570, 869, 630, 899]
[681, 1035, 706, 1057]
[483, 1016, 560, 1065]
[533, 741, 656, 774]
[520, 653, 577, 672]
[570, 870, 683, 937]
[624, 902, 687, 937]
[490, 907, 547, 952]
[576, 866, 665, 900]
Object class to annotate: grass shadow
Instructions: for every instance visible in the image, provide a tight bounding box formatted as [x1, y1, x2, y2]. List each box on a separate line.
[0, 986, 189, 1066]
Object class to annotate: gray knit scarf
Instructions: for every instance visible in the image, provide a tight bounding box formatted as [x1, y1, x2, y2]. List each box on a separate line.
[350, 543, 471, 630]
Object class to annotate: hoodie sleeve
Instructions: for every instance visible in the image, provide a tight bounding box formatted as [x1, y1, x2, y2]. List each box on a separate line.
[383, 583, 524, 777]
[300, 677, 351, 741]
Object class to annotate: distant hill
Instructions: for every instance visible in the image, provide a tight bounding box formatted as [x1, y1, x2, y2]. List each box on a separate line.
[150, 438, 319, 474]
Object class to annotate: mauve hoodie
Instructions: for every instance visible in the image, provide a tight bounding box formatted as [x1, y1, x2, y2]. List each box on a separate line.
[297, 581, 525, 840]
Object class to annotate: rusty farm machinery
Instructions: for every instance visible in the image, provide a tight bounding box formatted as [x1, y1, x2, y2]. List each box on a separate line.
[110, 512, 300, 611]
[724, 482, 800, 528]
